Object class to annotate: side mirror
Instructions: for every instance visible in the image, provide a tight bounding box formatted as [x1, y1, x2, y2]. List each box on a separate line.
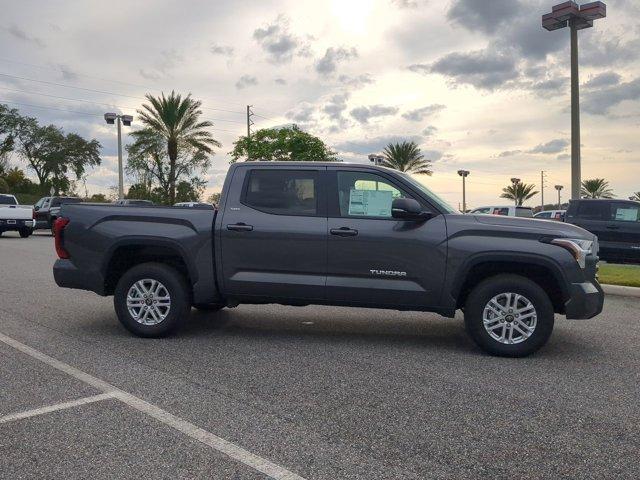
[391, 198, 433, 221]
[34, 206, 40, 211]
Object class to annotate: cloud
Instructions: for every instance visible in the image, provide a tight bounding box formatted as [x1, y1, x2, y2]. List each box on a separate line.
[315, 47, 358, 76]
[583, 72, 622, 90]
[335, 135, 424, 154]
[274, 78, 287, 85]
[139, 49, 184, 80]
[6, 24, 45, 48]
[349, 104, 399, 124]
[57, 65, 78, 81]
[412, 48, 518, 90]
[286, 103, 315, 123]
[391, 0, 426, 8]
[447, 0, 523, 35]
[528, 77, 568, 98]
[402, 104, 446, 121]
[422, 126, 438, 137]
[210, 44, 234, 56]
[528, 138, 569, 154]
[582, 32, 640, 67]
[583, 77, 640, 115]
[498, 150, 523, 157]
[557, 153, 570, 161]
[253, 15, 305, 64]
[338, 73, 373, 88]
[235, 75, 258, 89]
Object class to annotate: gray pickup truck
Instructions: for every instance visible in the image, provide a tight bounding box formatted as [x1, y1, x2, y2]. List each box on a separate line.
[53, 162, 604, 357]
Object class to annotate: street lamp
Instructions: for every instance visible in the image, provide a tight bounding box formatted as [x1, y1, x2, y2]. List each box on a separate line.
[543, 1, 607, 200]
[555, 184, 564, 208]
[104, 113, 133, 200]
[368, 154, 384, 166]
[510, 177, 521, 207]
[457, 170, 470, 213]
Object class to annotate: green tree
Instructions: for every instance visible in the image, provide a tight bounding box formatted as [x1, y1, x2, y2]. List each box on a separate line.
[380, 141, 433, 175]
[130, 91, 220, 204]
[500, 183, 539, 206]
[0, 104, 17, 170]
[630, 192, 640, 201]
[175, 179, 205, 203]
[207, 192, 221, 206]
[87, 193, 108, 203]
[581, 178, 614, 199]
[230, 125, 337, 162]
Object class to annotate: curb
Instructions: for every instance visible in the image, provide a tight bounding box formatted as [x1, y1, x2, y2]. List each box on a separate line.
[602, 284, 640, 298]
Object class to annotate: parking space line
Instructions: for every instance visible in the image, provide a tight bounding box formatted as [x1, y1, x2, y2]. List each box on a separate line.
[0, 332, 306, 480]
[0, 393, 115, 424]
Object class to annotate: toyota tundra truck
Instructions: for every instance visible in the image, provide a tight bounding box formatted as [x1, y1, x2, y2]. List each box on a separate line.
[52, 162, 604, 357]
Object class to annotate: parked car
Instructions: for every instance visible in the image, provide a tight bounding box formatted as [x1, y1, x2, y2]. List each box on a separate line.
[53, 162, 603, 357]
[34, 196, 83, 233]
[565, 199, 640, 263]
[113, 199, 154, 206]
[174, 202, 215, 209]
[534, 210, 566, 221]
[0, 194, 35, 237]
[469, 205, 534, 218]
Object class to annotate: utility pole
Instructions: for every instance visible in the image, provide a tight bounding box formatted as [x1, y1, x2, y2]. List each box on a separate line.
[104, 113, 133, 200]
[511, 177, 521, 207]
[541, 171, 544, 210]
[543, 2, 607, 200]
[457, 170, 470, 213]
[246, 105, 254, 161]
[555, 185, 564, 209]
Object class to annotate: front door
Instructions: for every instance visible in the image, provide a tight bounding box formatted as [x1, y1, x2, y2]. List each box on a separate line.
[325, 168, 447, 308]
[219, 166, 327, 301]
[607, 201, 640, 260]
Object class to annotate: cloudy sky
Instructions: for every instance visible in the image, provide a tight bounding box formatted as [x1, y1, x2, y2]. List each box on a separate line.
[1, 0, 639, 208]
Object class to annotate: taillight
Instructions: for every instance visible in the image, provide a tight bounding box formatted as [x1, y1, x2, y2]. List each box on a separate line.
[54, 217, 70, 259]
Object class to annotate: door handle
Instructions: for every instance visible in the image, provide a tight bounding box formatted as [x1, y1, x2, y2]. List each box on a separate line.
[227, 223, 253, 232]
[330, 227, 358, 237]
[606, 225, 620, 230]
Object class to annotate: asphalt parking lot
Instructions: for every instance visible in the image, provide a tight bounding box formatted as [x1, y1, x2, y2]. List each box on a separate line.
[1, 231, 639, 479]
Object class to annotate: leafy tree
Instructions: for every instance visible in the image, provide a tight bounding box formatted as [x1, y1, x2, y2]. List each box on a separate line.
[581, 178, 614, 199]
[87, 193, 108, 203]
[380, 141, 433, 175]
[0, 104, 17, 169]
[0, 177, 8, 192]
[175, 179, 205, 203]
[207, 192, 221, 206]
[500, 183, 539, 206]
[230, 125, 337, 162]
[630, 192, 640, 201]
[130, 91, 220, 204]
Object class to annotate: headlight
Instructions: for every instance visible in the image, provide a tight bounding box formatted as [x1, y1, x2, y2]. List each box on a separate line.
[551, 238, 594, 269]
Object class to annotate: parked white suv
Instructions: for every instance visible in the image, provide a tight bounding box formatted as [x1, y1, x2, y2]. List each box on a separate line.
[0, 194, 35, 237]
[469, 205, 534, 218]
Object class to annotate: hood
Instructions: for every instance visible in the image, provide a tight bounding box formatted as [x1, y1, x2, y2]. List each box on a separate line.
[446, 214, 594, 240]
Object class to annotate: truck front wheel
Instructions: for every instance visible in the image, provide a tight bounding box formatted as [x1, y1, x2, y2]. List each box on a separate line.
[114, 262, 191, 337]
[464, 274, 554, 357]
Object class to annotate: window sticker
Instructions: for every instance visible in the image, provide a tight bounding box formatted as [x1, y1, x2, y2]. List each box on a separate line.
[348, 189, 393, 217]
[615, 208, 639, 222]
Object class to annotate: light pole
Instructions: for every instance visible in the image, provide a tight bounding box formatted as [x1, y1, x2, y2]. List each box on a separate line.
[457, 170, 470, 213]
[104, 113, 133, 200]
[511, 177, 521, 207]
[368, 154, 384, 166]
[543, 2, 606, 200]
[555, 185, 564, 208]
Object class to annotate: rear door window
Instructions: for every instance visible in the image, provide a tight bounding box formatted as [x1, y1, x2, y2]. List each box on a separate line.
[243, 169, 318, 216]
[516, 208, 533, 218]
[575, 202, 608, 221]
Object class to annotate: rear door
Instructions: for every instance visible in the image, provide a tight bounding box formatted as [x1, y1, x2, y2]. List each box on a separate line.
[607, 201, 640, 261]
[219, 166, 327, 301]
[325, 168, 447, 308]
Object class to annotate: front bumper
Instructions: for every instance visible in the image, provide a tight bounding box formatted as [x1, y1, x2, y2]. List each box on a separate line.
[0, 219, 35, 232]
[565, 279, 604, 319]
[53, 259, 106, 295]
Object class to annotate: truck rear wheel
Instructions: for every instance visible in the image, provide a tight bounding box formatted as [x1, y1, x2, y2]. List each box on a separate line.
[19, 228, 32, 238]
[464, 274, 554, 357]
[114, 262, 191, 337]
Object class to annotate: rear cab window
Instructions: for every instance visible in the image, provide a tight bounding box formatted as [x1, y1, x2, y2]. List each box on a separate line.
[0, 195, 17, 205]
[242, 169, 318, 216]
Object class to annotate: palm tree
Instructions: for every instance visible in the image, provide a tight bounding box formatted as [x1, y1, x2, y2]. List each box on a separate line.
[581, 178, 614, 199]
[132, 91, 220, 204]
[500, 183, 539, 206]
[380, 141, 433, 175]
[629, 192, 640, 201]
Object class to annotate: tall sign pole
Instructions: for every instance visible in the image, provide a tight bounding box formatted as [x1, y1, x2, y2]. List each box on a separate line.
[542, 2, 606, 200]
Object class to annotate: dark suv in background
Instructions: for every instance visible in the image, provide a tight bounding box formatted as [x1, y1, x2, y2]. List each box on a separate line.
[565, 199, 640, 263]
[34, 196, 83, 233]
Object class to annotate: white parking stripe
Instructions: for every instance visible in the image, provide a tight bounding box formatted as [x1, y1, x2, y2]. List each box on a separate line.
[0, 332, 306, 480]
[0, 393, 115, 424]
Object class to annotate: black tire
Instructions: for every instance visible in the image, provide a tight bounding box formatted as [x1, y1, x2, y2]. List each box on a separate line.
[464, 274, 554, 357]
[193, 303, 225, 312]
[19, 228, 31, 238]
[114, 262, 191, 337]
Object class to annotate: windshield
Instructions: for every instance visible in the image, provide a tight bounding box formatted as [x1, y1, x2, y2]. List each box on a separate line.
[0, 195, 17, 205]
[399, 173, 458, 214]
